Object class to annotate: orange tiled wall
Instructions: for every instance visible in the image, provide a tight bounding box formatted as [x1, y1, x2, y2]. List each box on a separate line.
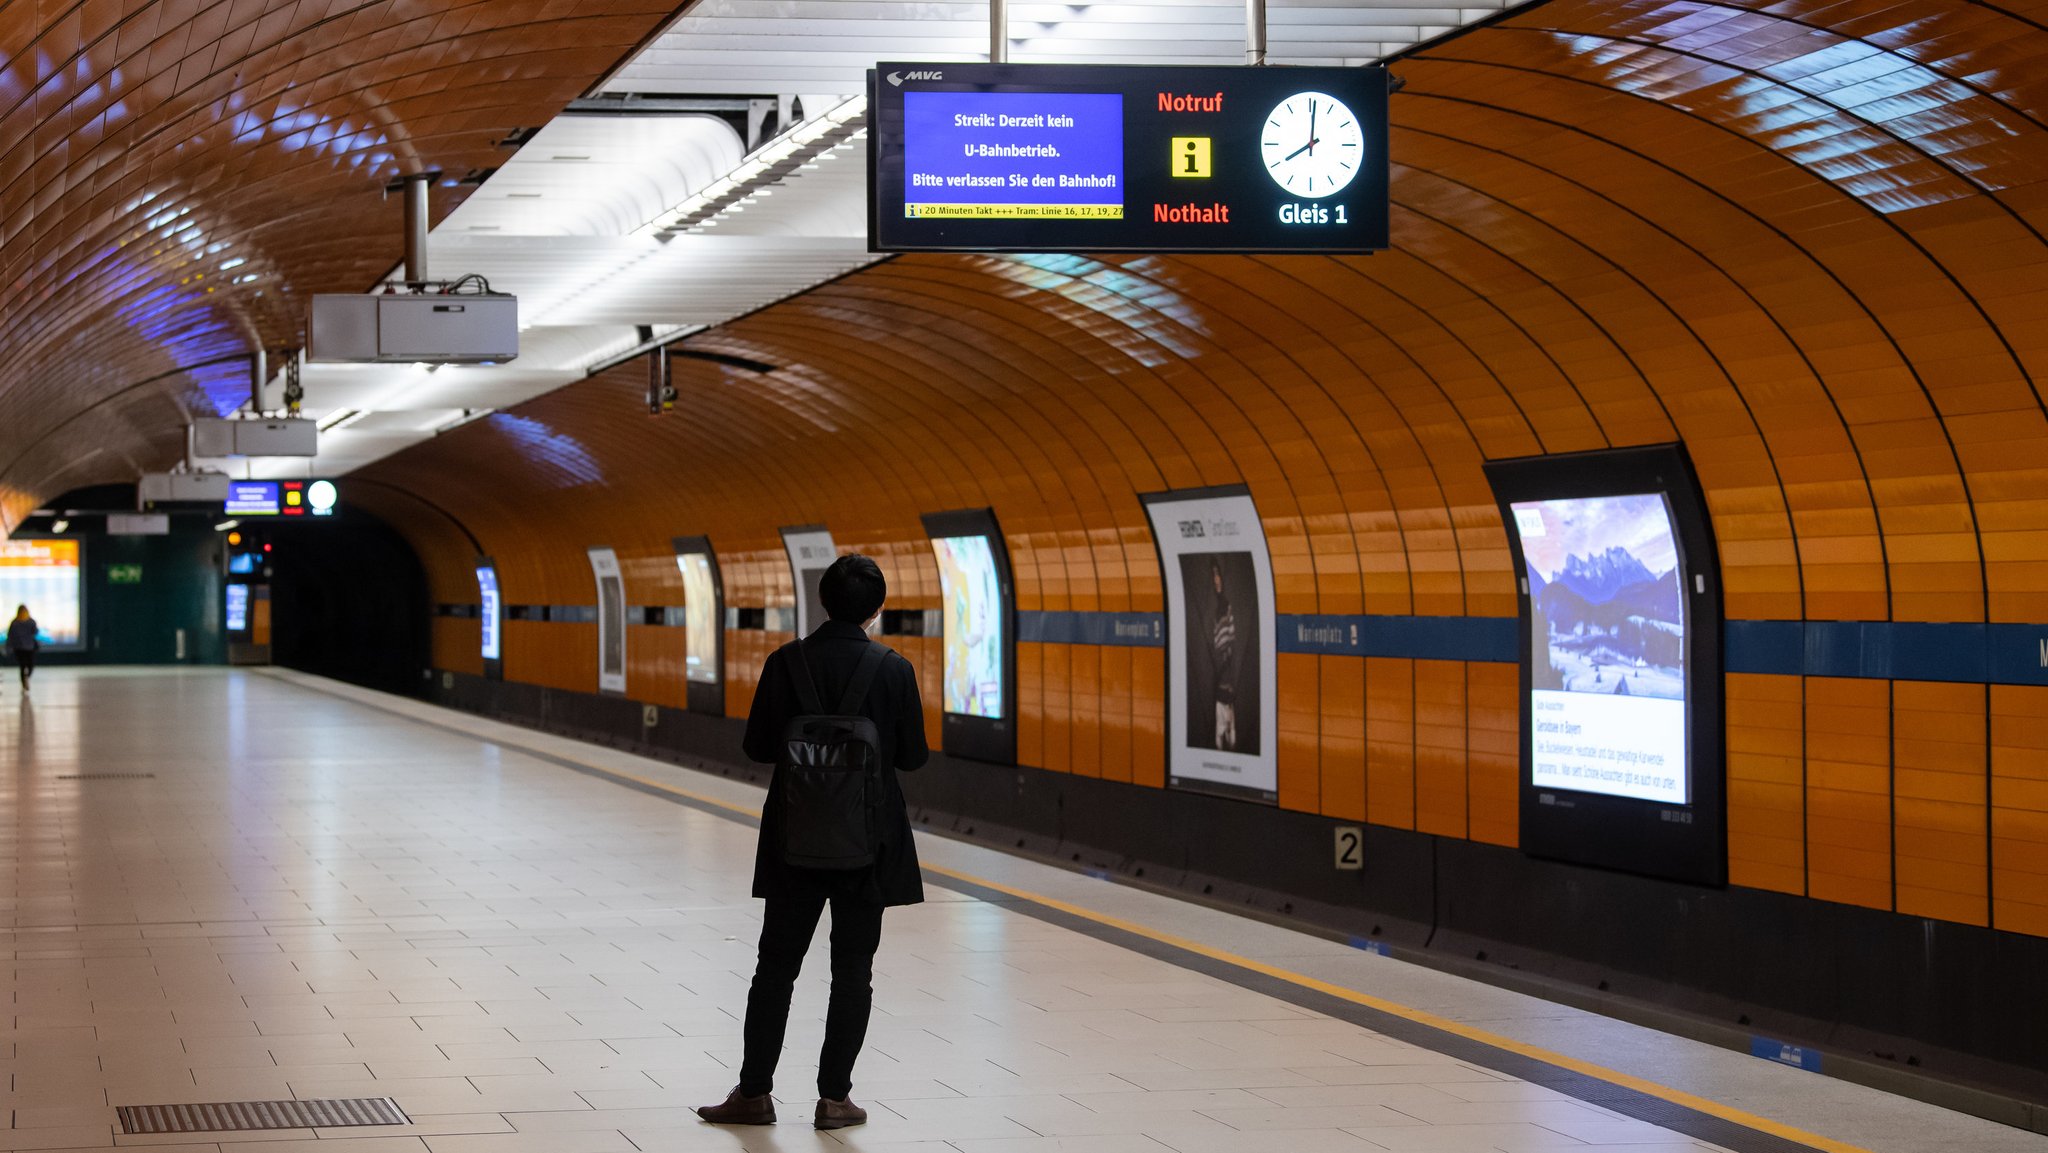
[351, 0, 2048, 939]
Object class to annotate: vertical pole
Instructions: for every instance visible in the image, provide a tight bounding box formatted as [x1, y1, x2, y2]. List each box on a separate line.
[1247, 0, 1266, 65]
[403, 174, 431, 285]
[250, 347, 266, 414]
[990, 0, 1007, 63]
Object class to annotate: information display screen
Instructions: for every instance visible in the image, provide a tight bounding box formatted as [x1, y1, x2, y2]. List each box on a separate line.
[225, 584, 251, 633]
[226, 482, 279, 516]
[679, 553, 719, 685]
[477, 564, 502, 662]
[226, 479, 339, 518]
[0, 540, 82, 649]
[872, 62, 1389, 254]
[1510, 496, 1687, 805]
[931, 535, 1004, 718]
[228, 552, 261, 575]
[904, 92, 1124, 220]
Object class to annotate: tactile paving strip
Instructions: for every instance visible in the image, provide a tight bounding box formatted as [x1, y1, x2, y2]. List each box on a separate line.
[57, 773, 156, 779]
[116, 1098, 408, 1134]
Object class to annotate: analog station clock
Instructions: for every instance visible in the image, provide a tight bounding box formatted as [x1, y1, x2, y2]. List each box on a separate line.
[1260, 91, 1365, 199]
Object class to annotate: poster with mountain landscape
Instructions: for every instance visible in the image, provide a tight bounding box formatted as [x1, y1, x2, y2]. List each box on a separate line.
[1512, 495, 1684, 703]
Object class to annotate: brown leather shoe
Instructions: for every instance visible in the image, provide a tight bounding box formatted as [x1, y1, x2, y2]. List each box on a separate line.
[695, 1086, 775, 1125]
[814, 1096, 867, 1130]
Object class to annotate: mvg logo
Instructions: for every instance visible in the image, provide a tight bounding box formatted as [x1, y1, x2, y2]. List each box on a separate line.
[1177, 519, 1205, 539]
[887, 70, 944, 87]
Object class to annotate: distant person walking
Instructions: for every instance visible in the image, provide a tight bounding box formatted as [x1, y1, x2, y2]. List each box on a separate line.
[7, 606, 39, 691]
[697, 555, 929, 1132]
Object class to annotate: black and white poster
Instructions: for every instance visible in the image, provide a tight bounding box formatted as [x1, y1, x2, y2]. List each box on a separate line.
[1143, 488, 1278, 802]
[780, 526, 837, 637]
[588, 546, 626, 694]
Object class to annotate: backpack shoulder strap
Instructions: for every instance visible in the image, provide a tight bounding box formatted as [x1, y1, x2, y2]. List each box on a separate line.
[787, 639, 826, 715]
[836, 642, 889, 715]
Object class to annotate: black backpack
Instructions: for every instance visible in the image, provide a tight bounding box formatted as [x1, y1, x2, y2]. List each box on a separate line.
[776, 639, 889, 870]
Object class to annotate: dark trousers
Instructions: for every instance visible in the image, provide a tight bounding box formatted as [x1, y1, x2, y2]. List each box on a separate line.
[737, 895, 884, 1100]
[12, 650, 30, 685]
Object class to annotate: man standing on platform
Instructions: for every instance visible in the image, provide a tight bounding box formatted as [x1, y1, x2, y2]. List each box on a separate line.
[697, 554, 929, 1131]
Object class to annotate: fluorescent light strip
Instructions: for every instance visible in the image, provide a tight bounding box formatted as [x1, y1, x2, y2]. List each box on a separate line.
[643, 96, 867, 238]
[433, 409, 496, 435]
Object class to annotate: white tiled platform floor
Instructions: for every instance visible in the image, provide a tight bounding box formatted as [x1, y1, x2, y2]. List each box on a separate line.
[0, 668, 2036, 1153]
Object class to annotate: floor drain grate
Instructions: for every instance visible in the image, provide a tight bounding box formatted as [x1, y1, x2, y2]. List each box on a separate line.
[116, 1098, 408, 1133]
[58, 773, 156, 780]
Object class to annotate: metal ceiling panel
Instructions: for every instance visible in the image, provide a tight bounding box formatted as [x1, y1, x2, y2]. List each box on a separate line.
[604, 0, 1510, 94]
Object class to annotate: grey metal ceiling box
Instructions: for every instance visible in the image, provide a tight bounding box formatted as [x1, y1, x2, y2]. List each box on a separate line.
[137, 472, 231, 504]
[307, 295, 380, 361]
[191, 418, 238, 457]
[107, 514, 170, 535]
[191, 418, 318, 457]
[235, 418, 318, 456]
[307, 293, 518, 364]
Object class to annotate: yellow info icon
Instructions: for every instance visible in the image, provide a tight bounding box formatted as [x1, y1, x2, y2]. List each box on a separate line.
[1171, 136, 1213, 178]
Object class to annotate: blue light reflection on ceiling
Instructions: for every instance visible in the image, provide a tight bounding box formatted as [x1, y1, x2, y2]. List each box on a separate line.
[1542, 1, 2043, 212]
[989, 254, 1209, 365]
[483, 414, 606, 488]
[114, 281, 246, 417]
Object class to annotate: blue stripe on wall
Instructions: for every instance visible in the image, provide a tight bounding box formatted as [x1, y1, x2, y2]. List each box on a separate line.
[1014, 611, 1516, 661]
[1018, 611, 1164, 647]
[1725, 619, 2048, 685]
[1279, 614, 1519, 662]
[1019, 611, 2048, 686]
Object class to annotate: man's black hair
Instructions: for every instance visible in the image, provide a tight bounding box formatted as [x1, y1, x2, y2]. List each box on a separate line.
[820, 554, 886, 623]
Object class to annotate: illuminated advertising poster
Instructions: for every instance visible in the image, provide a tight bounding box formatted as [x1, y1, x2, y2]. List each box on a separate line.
[780, 526, 837, 637]
[933, 536, 1004, 718]
[1142, 487, 1277, 802]
[587, 547, 626, 694]
[0, 539, 83, 649]
[476, 562, 502, 663]
[679, 554, 718, 685]
[921, 509, 1016, 763]
[1511, 496, 1686, 804]
[671, 536, 726, 716]
[1484, 444, 1725, 886]
[225, 584, 251, 633]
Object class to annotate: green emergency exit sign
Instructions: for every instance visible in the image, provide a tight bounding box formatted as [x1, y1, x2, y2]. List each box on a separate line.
[107, 564, 143, 584]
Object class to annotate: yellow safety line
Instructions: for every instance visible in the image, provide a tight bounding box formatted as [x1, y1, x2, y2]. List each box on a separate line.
[323, 685, 1871, 1153]
[917, 860, 1871, 1153]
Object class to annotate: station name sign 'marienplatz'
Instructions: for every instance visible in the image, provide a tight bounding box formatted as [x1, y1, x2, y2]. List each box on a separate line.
[869, 63, 1390, 255]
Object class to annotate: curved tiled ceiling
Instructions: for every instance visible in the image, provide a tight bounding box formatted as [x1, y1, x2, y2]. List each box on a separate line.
[352, 0, 2048, 936]
[364, 0, 2048, 627]
[0, 0, 686, 531]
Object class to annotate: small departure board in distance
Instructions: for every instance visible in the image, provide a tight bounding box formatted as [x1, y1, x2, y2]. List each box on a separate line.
[869, 62, 1390, 255]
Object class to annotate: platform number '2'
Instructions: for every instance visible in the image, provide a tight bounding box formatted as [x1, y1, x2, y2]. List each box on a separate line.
[1334, 827, 1363, 871]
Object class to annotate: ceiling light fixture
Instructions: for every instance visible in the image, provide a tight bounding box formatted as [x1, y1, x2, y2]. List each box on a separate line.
[318, 409, 369, 432]
[645, 96, 867, 238]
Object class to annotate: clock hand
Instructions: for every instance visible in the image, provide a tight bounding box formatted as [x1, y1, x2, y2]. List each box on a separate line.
[1309, 99, 1316, 154]
[1284, 137, 1320, 161]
